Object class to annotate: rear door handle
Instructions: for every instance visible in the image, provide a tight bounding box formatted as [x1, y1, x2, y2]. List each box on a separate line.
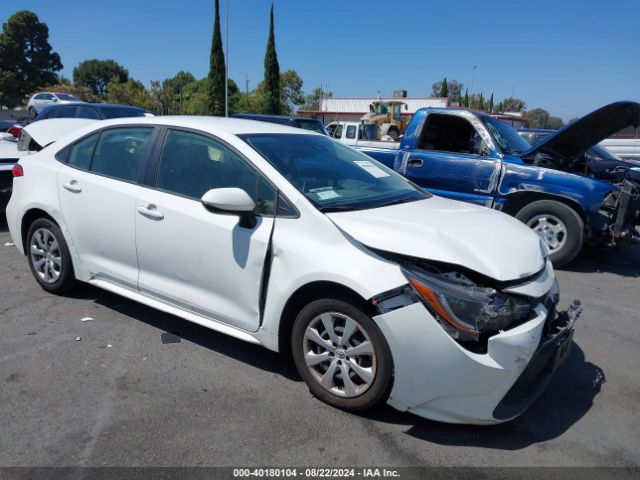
[407, 158, 424, 168]
[137, 205, 164, 220]
[62, 180, 82, 193]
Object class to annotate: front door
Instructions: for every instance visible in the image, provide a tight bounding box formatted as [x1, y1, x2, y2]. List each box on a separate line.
[399, 113, 500, 206]
[135, 129, 277, 332]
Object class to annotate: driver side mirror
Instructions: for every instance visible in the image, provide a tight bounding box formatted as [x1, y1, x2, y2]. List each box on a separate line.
[201, 188, 257, 228]
[52, 97, 58, 102]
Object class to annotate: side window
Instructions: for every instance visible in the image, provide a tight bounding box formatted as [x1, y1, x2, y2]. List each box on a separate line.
[346, 125, 357, 139]
[43, 93, 54, 100]
[90, 128, 153, 182]
[68, 133, 99, 170]
[333, 125, 343, 139]
[76, 107, 100, 119]
[156, 129, 277, 215]
[418, 114, 479, 155]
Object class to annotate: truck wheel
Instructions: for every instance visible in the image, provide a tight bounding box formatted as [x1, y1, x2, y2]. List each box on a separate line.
[515, 200, 584, 267]
[387, 129, 399, 141]
[291, 299, 393, 412]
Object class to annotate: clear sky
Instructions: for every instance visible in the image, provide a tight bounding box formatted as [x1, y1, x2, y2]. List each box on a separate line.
[1, 0, 638, 120]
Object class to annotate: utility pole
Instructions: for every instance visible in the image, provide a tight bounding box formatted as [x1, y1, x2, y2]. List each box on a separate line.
[224, 0, 229, 117]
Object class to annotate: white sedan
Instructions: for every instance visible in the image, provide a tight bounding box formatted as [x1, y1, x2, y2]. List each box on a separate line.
[5, 117, 578, 424]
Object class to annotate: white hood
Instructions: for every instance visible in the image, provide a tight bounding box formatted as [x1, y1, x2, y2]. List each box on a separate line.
[327, 196, 545, 282]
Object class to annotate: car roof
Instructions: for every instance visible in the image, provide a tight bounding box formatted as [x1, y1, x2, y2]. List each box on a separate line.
[42, 102, 144, 110]
[80, 116, 322, 136]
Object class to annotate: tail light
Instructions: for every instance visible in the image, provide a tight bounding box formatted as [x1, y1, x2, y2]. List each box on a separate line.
[8, 126, 22, 139]
[12, 164, 23, 177]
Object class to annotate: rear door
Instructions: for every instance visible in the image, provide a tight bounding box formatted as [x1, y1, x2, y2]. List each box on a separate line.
[57, 126, 156, 287]
[399, 113, 500, 206]
[135, 128, 277, 331]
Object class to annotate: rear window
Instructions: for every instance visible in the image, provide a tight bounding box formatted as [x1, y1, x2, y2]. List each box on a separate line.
[99, 107, 146, 119]
[295, 119, 327, 135]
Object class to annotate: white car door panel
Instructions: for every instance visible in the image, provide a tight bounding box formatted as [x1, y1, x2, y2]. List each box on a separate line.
[58, 166, 140, 287]
[135, 188, 273, 331]
[134, 128, 278, 332]
[57, 127, 154, 287]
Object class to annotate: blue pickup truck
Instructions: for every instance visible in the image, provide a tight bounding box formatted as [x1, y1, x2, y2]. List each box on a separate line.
[353, 102, 640, 266]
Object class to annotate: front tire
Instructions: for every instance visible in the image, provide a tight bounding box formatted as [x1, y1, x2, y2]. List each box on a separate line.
[28, 106, 37, 118]
[291, 299, 393, 412]
[515, 200, 585, 267]
[26, 218, 78, 294]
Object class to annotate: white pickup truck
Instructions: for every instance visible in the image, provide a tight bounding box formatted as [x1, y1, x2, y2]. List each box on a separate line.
[326, 121, 399, 167]
[599, 126, 640, 160]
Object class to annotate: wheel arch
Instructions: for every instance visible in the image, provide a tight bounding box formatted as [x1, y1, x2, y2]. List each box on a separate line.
[277, 281, 376, 354]
[20, 208, 58, 254]
[500, 191, 588, 226]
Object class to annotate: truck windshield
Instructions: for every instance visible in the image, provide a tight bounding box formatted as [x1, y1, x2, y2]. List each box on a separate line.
[482, 117, 532, 155]
[240, 134, 428, 212]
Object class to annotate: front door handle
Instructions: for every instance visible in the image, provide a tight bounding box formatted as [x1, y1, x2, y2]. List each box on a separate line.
[137, 204, 164, 220]
[407, 158, 424, 168]
[62, 180, 82, 193]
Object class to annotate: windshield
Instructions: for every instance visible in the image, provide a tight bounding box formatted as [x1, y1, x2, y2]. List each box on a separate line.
[296, 119, 328, 135]
[482, 117, 532, 155]
[55, 93, 78, 101]
[240, 134, 428, 212]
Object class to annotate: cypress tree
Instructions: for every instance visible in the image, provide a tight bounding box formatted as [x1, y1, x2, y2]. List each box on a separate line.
[463, 89, 469, 107]
[488, 93, 494, 113]
[208, 0, 226, 116]
[263, 4, 281, 114]
[478, 93, 484, 110]
[440, 77, 448, 97]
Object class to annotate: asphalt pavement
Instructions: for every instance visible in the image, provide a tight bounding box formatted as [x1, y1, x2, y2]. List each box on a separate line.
[1, 215, 638, 468]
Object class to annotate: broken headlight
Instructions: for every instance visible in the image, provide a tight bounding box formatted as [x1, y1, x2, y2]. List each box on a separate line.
[402, 267, 533, 342]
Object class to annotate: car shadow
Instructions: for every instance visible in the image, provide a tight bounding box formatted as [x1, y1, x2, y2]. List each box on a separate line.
[563, 243, 640, 277]
[0, 213, 8, 233]
[66, 284, 302, 382]
[360, 342, 605, 449]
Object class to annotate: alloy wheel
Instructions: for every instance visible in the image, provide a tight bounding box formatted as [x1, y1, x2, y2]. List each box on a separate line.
[30, 227, 62, 284]
[303, 312, 376, 398]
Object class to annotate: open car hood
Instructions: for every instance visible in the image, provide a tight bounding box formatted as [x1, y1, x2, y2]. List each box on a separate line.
[18, 118, 97, 151]
[523, 101, 640, 164]
[327, 196, 545, 282]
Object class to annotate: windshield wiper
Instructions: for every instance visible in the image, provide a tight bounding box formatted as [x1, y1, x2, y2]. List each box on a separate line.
[374, 197, 419, 209]
[318, 205, 360, 213]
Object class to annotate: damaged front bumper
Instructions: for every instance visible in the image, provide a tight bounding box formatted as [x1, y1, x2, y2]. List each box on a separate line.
[374, 297, 581, 425]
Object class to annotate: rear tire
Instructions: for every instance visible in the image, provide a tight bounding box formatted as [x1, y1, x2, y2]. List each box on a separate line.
[26, 218, 78, 294]
[291, 299, 393, 412]
[515, 200, 584, 267]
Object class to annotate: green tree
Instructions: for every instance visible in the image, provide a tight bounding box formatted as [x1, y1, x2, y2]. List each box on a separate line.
[501, 97, 526, 112]
[488, 93, 494, 113]
[280, 70, 304, 114]
[263, 4, 281, 114]
[526, 108, 550, 129]
[432, 79, 464, 103]
[208, 0, 226, 116]
[106, 78, 153, 110]
[73, 59, 128, 99]
[301, 86, 333, 111]
[439, 77, 449, 97]
[478, 93, 484, 110]
[546, 116, 564, 129]
[463, 89, 469, 108]
[161, 71, 197, 114]
[0, 11, 63, 108]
